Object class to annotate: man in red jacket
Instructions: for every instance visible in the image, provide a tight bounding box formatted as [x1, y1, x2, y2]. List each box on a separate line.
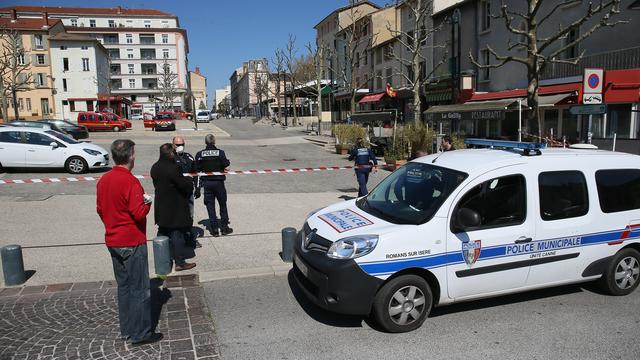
[96, 139, 163, 346]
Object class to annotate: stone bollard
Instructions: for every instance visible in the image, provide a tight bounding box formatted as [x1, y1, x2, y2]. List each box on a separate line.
[281, 227, 297, 262]
[1, 245, 26, 286]
[153, 236, 172, 275]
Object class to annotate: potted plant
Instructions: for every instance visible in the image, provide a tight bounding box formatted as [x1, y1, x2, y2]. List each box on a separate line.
[333, 124, 367, 155]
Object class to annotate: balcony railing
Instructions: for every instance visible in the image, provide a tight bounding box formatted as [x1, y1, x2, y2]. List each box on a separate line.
[140, 38, 156, 45]
[541, 47, 640, 80]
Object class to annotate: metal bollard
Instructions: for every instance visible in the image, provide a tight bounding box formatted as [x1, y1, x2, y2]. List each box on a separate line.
[281, 227, 297, 262]
[1, 245, 26, 286]
[152, 236, 172, 275]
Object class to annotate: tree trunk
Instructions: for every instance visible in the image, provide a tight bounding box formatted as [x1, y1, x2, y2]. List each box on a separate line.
[12, 89, 19, 121]
[526, 66, 541, 140]
[0, 80, 8, 123]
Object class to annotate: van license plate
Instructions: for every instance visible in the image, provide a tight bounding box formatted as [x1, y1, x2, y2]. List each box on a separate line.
[294, 254, 309, 278]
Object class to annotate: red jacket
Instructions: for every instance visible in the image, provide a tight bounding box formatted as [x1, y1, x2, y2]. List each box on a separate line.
[97, 166, 151, 247]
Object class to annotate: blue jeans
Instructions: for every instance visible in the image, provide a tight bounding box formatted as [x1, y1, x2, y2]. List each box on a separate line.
[203, 181, 229, 229]
[108, 244, 152, 343]
[158, 227, 188, 266]
[355, 168, 371, 197]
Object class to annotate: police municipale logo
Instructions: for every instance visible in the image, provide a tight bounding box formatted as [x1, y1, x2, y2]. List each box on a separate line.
[462, 240, 482, 265]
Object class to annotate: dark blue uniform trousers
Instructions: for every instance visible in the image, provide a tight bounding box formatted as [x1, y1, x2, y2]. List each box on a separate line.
[203, 180, 229, 229]
[355, 168, 371, 197]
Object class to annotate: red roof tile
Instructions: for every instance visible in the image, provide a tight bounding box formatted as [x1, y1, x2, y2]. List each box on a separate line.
[0, 17, 61, 30]
[0, 6, 174, 17]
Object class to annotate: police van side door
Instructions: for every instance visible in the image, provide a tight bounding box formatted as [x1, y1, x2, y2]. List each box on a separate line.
[526, 168, 592, 286]
[446, 165, 535, 300]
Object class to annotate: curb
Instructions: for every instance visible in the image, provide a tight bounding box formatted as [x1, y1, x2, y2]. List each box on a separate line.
[198, 264, 292, 282]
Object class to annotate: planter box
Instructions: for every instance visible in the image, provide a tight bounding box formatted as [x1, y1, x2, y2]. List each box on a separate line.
[335, 144, 350, 155]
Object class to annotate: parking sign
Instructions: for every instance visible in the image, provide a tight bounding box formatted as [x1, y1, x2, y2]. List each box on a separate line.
[583, 68, 603, 104]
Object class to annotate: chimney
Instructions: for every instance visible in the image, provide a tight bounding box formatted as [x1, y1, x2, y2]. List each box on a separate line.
[117, 6, 123, 15]
[195, 67, 201, 75]
[42, 11, 49, 29]
[10, 9, 17, 23]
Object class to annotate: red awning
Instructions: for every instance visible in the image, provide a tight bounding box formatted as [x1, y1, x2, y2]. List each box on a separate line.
[469, 83, 581, 102]
[603, 69, 640, 103]
[358, 92, 386, 104]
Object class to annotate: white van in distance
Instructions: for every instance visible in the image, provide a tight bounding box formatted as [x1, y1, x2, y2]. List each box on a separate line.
[293, 139, 640, 332]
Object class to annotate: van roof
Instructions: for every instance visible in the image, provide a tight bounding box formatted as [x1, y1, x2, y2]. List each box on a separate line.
[414, 148, 640, 175]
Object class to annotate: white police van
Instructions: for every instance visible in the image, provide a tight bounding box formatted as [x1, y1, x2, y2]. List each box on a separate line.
[293, 139, 640, 332]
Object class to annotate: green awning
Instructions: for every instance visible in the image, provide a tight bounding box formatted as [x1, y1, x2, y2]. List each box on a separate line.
[321, 85, 333, 96]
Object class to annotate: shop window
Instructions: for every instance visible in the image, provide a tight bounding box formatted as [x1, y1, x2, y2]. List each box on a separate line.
[562, 109, 579, 143]
[543, 109, 560, 138]
[606, 104, 632, 139]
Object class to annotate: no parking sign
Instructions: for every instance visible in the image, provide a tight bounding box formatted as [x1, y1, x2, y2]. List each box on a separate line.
[583, 68, 603, 104]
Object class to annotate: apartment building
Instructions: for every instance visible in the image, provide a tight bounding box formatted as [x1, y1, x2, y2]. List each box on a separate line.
[0, 14, 64, 121]
[49, 33, 109, 120]
[215, 85, 230, 112]
[189, 67, 207, 110]
[228, 59, 269, 117]
[0, 6, 189, 117]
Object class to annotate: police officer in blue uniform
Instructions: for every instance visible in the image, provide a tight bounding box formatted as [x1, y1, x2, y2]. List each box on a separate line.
[172, 136, 201, 248]
[349, 137, 378, 197]
[195, 134, 233, 237]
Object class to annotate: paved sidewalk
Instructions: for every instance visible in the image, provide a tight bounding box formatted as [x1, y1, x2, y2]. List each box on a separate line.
[0, 275, 218, 360]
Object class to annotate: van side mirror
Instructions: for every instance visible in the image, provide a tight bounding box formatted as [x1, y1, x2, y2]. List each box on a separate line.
[453, 208, 481, 233]
[50, 142, 58, 148]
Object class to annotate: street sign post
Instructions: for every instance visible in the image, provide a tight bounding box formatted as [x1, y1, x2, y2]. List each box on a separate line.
[583, 68, 604, 104]
[569, 104, 607, 115]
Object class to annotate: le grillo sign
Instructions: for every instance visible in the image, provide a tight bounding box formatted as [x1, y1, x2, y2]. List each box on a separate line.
[425, 110, 506, 122]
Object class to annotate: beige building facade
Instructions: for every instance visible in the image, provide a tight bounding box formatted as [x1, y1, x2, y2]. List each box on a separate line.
[0, 15, 64, 121]
[189, 67, 207, 110]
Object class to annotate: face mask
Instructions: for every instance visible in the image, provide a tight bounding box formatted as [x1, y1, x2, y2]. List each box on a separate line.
[175, 145, 184, 154]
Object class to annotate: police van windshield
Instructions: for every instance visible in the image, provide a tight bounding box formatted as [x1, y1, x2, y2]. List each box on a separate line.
[357, 162, 467, 225]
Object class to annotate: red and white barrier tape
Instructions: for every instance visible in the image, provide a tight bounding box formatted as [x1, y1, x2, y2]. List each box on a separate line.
[0, 165, 379, 185]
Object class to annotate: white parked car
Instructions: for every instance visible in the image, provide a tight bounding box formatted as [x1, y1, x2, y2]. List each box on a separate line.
[0, 127, 109, 174]
[294, 139, 640, 333]
[196, 111, 211, 123]
[210, 112, 219, 120]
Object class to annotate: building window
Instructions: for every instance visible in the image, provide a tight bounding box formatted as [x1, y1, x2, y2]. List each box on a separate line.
[363, 49, 368, 65]
[127, 49, 134, 59]
[63, 57, 69, 71]
[129, 79, 136, 88]
[26, 98, 31, 111]
[81, 46, 88, 50]
[162, 34, 168, 44]
[376, 70, 382, 89]
[18, 98, 24, 111]
[86, 101, 93, 111]
[481, 49, 490, 81]
[144, 20, 151, 28]
[563, 27, 579, 59]
[126, 34, 133, 44]
[108, 20, 116, 28]
[407, 30, 414, 47]
[375, 47, 382, 65]
[384, 44, 394, 61]
[89, 19, 96, 28]
[34, 34, 43, 49]
[36, 54, 45, 65]
[355, 52, 360, 68]
[17, 54, 25, 65]
[128, 64, 134, 74]
[69, 100, 75, 112]
[70, 19, 77, 27]
[82, 58, 90, 71]
[36, 73, 45, 86]
[163, 49, 169, 59]
[59, 45, 67, 50]
[62, 79, 68, 92]
[41, 98, 50, 115]
[480, 0, 491, 31]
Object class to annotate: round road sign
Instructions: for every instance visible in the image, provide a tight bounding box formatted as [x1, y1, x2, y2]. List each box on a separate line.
[588, 73, 600, 89]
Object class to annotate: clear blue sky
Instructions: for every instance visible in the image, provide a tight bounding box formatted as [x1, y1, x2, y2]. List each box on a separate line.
[13, 0, 369, 104]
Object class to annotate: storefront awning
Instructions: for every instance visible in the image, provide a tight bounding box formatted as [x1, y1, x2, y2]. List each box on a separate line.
[425, 99, 521, 114]
[534, 92, 577, 107]
[358, 92, 386, 104]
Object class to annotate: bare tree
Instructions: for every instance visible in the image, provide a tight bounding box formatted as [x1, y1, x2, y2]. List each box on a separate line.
[0, 27, 32, 121]
[388, 0, 447, 123]
[159, 58, 178, 111]
[252, 64, 270, 119]
[270, 48, 286, 121]
[470, 0, 624, 138]
[336, 1, 376, 114]
[283, 33, 299, 125]
[94, 52, 114, 112]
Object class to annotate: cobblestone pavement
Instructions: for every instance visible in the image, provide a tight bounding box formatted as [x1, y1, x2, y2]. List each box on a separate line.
[0, 275, 219, 360]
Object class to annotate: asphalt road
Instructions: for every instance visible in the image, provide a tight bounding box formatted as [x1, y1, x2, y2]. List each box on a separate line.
[205, 273, 640, 360]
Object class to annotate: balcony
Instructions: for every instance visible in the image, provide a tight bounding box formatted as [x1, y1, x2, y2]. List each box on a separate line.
[140, 49, 156, 60]
[140, 36, 156, 45]
[110, 65, 121, 75]
[142, 79, 158, 89]
[141, 64, 157, 75]
[541, 47, 640, 80]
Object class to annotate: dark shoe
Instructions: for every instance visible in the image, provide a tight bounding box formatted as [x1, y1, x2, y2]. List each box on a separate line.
[221, 226, 233, 236]
[131, 332, 163, 346]
[175, 262, 196, 271]
[194, 240, 202, 248]
[211, 228, 220, 237]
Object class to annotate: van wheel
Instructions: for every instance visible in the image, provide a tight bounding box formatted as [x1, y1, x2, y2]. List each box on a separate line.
[372, 275, 432, 333]
[600, 248, 640, 296]
[65, 156, 88, 174]
[112, 126, 120, 132]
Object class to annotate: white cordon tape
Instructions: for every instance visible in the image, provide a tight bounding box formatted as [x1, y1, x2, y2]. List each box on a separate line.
[0, 165, 389, 185]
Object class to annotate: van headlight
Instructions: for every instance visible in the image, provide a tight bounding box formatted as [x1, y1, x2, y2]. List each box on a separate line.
[327, 235, 378, 260]
[83, 148, 101, 156]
